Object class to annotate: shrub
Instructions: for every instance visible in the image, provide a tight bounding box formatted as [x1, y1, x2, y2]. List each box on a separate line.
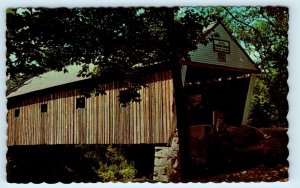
[94, 145, 137, 182]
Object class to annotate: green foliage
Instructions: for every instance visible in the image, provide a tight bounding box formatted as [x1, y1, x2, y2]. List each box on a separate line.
[249, 66, 288, 127]
[249, 79, 278, 127]
[93, 146, 136, 182]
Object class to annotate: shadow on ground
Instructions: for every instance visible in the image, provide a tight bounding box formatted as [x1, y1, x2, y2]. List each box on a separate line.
[185, 126, 288, 182]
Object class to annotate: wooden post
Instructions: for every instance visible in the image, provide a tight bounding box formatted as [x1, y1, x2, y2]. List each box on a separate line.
[181, 65, 187, 86]
[242, 73, 257, 125]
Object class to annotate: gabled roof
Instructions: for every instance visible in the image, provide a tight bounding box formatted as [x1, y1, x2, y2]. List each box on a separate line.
[202, 22, 218, 33]
[7, 65, 90, 98]
[186, 22, 259, 73]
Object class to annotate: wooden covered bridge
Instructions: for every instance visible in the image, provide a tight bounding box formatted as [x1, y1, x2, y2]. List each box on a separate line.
[7, 22, 259, 146]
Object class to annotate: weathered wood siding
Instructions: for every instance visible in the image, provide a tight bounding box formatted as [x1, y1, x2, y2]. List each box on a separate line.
[7, 71, 176, 146]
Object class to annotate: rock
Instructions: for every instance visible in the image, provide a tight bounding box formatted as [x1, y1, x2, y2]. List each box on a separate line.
[169, 150, 178, 158]
[171, 137, 179, 148]
[154, 166, 167, 175]
[153, 174, 169, 182]
[155, 148, 170, 158]
[153, 132, 180, 182]
[173, 159, 179, 169]
[154, 157, 172, 167]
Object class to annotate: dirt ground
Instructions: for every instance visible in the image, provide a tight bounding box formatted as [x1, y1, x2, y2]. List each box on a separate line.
[192, 162, 288, 182]
[187, 127, 289, 182]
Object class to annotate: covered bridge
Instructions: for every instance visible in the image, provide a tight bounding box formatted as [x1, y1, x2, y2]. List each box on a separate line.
[7, 22, 259, 146]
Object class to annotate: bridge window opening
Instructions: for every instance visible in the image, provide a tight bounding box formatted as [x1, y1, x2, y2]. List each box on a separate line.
[41, 103, 48, 113]
[76, 97, 85, 109]
[14, 109, 20, 118]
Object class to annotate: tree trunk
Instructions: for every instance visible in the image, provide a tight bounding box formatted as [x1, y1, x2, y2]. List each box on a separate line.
[172, 63, 190, 180]
[163, 8, 190, 180]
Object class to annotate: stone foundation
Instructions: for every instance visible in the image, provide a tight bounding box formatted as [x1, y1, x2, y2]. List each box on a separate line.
[153, 131, 180, 182]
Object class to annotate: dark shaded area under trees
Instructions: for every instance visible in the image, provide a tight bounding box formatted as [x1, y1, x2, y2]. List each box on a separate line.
[187, 127, 288, 182]
[7, 145, 155, 183]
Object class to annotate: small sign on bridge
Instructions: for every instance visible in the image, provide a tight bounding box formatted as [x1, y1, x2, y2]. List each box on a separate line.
[213, 39, 230, 54]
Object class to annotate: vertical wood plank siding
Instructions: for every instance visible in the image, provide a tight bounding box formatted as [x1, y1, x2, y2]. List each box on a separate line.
[7, 71, 176, 146]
